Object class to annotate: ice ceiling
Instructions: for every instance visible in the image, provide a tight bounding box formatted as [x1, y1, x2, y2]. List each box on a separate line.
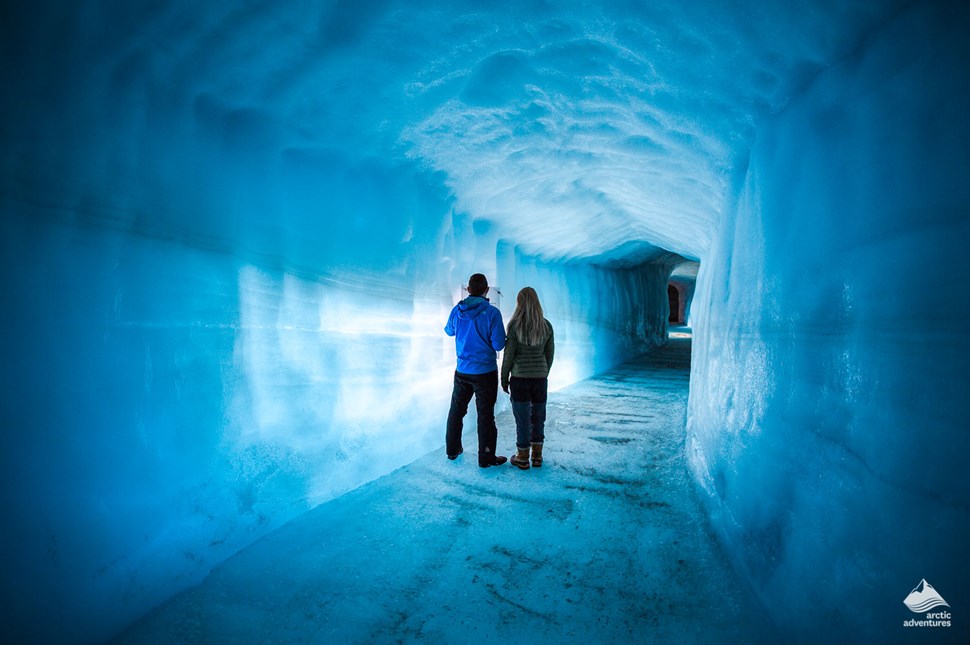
[5, 0, 905, 262]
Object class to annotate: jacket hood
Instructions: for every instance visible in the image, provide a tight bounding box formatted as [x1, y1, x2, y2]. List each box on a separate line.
[457, 296, 490, 319]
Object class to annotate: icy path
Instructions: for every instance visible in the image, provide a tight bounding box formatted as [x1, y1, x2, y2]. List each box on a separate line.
[117, 337, 773, 644]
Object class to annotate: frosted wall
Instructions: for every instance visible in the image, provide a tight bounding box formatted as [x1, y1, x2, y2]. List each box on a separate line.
[0, 160, 443, 643]
[687, 2, 970, 641]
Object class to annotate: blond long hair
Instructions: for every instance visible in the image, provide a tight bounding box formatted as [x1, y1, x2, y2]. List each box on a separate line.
[507, 287, 547, 346]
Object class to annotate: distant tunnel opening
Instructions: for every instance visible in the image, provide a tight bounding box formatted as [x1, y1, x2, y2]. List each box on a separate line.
[667, 261, 698, 329]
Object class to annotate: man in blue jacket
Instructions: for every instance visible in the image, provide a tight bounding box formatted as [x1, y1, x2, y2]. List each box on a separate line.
[444, 273, 508, 467]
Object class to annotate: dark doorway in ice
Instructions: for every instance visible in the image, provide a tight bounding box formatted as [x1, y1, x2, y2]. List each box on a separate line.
[667, 261, 698, 329]
[668, 283, 683, 323]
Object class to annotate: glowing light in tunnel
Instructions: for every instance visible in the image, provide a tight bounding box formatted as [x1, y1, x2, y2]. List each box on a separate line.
[233, 266, 457, 502]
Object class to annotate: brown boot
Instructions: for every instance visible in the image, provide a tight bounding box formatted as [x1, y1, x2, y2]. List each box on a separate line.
[531, 443, 543, 468]
[510, 447, 530, 470]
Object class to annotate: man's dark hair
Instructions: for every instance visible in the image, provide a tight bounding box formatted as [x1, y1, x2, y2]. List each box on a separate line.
[467, 273, 488, 297]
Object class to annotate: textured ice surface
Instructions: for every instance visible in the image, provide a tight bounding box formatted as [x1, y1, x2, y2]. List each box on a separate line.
[687, 2, 970, 642]
[117, 340, 775, 644]
[1, 0, 904, 263]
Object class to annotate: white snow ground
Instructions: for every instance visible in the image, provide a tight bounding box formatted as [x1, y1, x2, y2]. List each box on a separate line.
[115, 337, 775, 644]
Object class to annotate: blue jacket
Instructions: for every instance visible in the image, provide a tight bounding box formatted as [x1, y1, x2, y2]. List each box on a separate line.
[444, 296, 506, 374]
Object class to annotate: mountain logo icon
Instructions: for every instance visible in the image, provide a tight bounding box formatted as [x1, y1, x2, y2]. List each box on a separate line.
[903, 579, 950, 613]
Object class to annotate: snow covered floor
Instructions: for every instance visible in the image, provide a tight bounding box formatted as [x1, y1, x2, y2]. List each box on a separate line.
[116, 337, 774, 644]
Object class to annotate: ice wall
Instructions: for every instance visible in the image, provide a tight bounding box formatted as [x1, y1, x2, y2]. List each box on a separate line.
[687, 1, 970, 641]
[0, 159, 449, 642]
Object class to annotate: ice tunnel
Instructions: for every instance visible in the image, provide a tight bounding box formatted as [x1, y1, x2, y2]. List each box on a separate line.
[1, 0, 969, 642]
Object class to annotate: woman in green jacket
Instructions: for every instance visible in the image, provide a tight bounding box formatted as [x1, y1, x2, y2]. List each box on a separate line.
[501, 287, 554, 469]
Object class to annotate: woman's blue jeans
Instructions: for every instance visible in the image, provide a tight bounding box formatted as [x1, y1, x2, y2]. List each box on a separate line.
[509, 376, 547, 450]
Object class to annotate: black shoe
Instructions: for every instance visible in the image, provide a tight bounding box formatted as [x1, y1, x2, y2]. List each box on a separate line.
[479, 455, 508, 468]
[448, 449, 463, 461]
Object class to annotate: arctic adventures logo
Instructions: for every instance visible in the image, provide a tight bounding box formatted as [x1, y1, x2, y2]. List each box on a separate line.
[903, 579, 951, 628]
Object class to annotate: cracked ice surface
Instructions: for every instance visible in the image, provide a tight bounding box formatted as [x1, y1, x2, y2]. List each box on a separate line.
[117, 340, 774, 643]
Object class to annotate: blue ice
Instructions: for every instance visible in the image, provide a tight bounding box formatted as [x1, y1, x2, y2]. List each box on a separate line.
[1, 0, 968, 643]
